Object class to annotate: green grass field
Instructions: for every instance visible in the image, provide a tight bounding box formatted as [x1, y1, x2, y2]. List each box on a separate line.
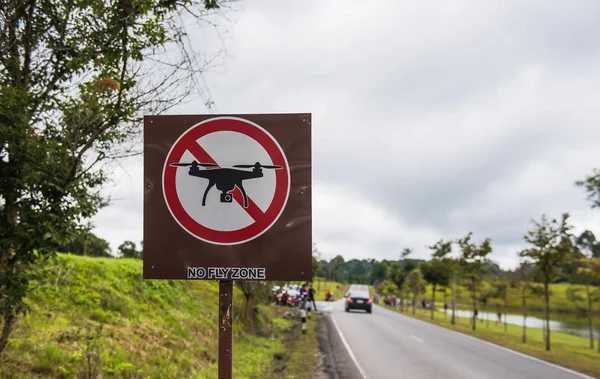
[0, 254, 321, 378]
[418, 281, 597, 314]
[312, 279, 349, 301]
[383, 305, 600, 378]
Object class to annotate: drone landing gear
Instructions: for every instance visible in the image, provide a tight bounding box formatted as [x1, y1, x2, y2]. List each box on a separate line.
[202, 181, 216, 206]
[237, 184, 249, 208]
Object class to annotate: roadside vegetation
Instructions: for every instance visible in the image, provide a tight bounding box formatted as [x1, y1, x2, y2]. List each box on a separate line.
[0, 254, 320, 378]
[382, 305, 600, 378]
[311, 279, 349, 302]
[257, 308, 323, 379]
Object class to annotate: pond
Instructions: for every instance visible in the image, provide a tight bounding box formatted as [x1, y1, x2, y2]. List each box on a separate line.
[438, 308, 599, 338]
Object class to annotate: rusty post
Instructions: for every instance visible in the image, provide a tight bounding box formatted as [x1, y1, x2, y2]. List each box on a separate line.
[219, 280, 233, 379]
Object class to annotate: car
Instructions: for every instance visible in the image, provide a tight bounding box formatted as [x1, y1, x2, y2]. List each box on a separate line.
[344, 290, 372, 313]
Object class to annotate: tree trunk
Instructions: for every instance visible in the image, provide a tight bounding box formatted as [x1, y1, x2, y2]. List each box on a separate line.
[244, 294, 253, 330]
[451, 277, 456, 325]
[0, 312, 17, 355]
[495, 304, 499, 326]
[522, 284, 527, 343]
[0, 204, 18, 357]
[544, 279, 550, 351]
[485, 302, 489, 328]
[586, 285, 594, 349]
[431, 283, 437, 320]
[504, 284, 508, 333]
[412, 294, 416, 315]
[399, 293, 404, 312]
[444, 290, 447, 319]
[472, 276, 477, 331]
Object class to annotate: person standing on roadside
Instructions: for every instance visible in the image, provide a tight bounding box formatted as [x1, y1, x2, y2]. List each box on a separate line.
[308, 285, 317, 311]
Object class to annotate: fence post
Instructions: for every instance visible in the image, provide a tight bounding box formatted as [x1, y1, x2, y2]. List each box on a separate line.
[300, 309, 307, 334]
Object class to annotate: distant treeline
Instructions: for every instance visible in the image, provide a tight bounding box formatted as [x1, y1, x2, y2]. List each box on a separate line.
[59, 228, 142, 259]
[313, 228, 600, 287]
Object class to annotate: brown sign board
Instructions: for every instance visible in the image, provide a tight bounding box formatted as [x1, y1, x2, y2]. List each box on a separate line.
[143, 114, 312, 281]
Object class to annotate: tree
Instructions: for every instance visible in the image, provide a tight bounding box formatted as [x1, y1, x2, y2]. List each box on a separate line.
[59, 225, 111, 257]
[422, 239, 451, 320]
[370, 261, 388, 286]
[490, 273, 510, 332]
[576, 230, 600, 260]
[457, 232, 492, 331]
[576, 168, 600, 209]
[401, 248, 412, 259]
[565, 285, 592, 348]
[118, 240, 141, 259]
[329, 255, 346, 283]
[577, 255, 600, 352]
[398, 247, 416, 312]
[405, 268, 425, 315]
[312, 243, 321, 283]
[345, 259, 372, 284]
[235, 280, 270, 331]
[518, 259, 532, 343]
[519, 213, 575, 351]
[570, 235, 599, 351]
[478, 285, 494, 328]
[388, 261, 404, 287]
[388, 261, 407, 311]
[427, 240, 459, 325]
[0, 0, 229, 355]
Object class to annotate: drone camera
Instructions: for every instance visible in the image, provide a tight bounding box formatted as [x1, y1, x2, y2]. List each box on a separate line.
[220, 192, 233, 203]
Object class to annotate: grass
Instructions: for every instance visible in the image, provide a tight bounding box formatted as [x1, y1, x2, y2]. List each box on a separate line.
[312, 279, 349, 301]
[258, 308, 323, 379]
[368, 285, 375, 298]
[419, 281, 598, 314]
[0, 254, 320, 379]
[194, 306, 322, 379]
[383, 305, 600, 378]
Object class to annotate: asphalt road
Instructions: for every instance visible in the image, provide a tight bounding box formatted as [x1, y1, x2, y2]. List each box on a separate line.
[316, 284, 597, 379]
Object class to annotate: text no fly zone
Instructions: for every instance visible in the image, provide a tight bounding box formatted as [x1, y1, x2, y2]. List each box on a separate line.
[187, 266, 266, 280]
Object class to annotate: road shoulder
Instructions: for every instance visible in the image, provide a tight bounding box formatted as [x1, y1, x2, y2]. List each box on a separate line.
[379, 304, 600, 379]
[316, 313, 364, 379]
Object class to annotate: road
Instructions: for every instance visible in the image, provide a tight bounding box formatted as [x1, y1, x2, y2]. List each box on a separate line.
[315, 284, 597, 379]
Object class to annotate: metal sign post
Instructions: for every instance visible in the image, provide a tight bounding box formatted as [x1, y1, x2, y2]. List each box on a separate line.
[143, 114, 312, 379]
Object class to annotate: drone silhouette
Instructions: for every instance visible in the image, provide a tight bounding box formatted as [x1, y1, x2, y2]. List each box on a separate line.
[170, 160, 282, 208]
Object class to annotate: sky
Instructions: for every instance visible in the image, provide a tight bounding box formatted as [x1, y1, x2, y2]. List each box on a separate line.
[92, 0, 600, 270]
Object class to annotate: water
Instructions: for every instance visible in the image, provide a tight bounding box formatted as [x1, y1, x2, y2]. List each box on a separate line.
[438, 308, 599, 338]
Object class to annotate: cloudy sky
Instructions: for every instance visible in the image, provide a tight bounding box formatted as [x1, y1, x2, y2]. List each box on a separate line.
[92, 0, 600, 270]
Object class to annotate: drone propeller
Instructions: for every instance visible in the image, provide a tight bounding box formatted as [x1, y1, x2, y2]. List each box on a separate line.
[233, 162, 283, 169]
[170, 160, 219, 168]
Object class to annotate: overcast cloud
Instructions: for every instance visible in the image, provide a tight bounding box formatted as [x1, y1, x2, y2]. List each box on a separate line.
[92, 0, 600, 269]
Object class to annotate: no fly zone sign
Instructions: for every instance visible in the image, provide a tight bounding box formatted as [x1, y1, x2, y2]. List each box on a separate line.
[143, 114, 312, 281]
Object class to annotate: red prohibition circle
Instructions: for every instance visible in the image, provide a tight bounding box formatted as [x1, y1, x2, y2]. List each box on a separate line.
[162, 117, 291, 245]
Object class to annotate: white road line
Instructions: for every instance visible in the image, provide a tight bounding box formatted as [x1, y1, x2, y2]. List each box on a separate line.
[410, 335, 424, 343]
[378, 305, 597, 379]
[455, 331, 597, 379]
[330, 313, 369, 379]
